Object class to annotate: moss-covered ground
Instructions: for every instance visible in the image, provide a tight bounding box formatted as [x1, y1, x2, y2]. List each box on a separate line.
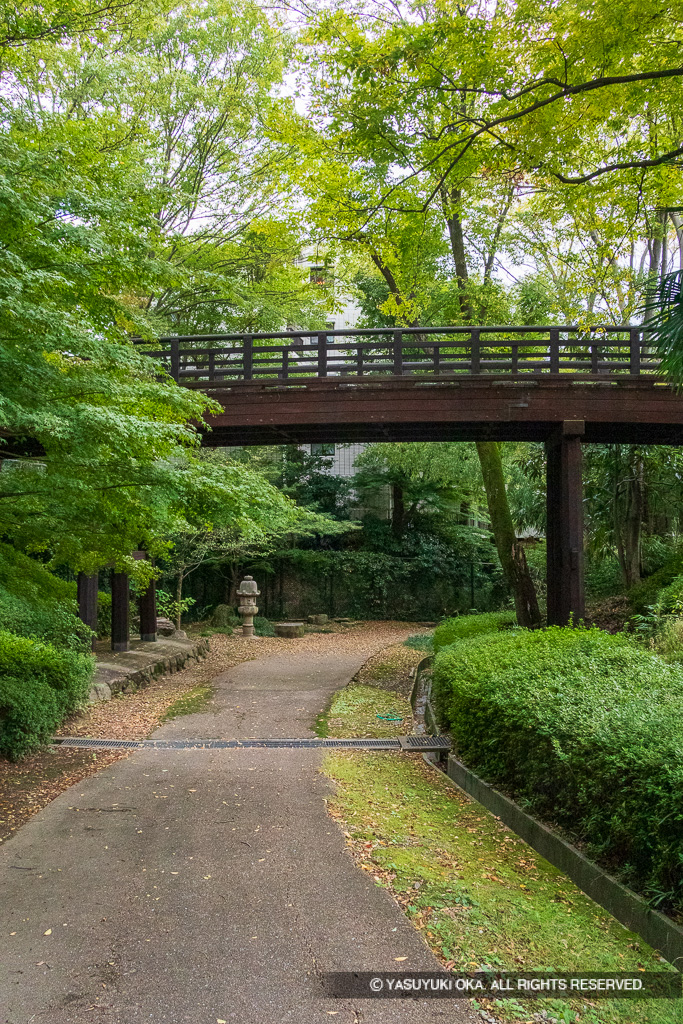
[159, 683, 214, 721]
[324, 752, 680, 1024]
[320, 647, 680, 1024]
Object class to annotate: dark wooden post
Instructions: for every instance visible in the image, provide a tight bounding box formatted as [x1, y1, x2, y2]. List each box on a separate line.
[393, 330, 403, 376]
[317, 333, 328, 377]
[169, 336, 180, 382]
[546, 420, 585, 626]
[77, 572, 98, 650]
[111, 570, 130, 652]
[135, 551, 157, 642]
[470, 329, 481, 374]
[242, 335, 253, 380]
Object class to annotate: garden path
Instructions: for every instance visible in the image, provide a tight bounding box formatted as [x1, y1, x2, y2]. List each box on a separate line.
[1, 626, 479, 1024]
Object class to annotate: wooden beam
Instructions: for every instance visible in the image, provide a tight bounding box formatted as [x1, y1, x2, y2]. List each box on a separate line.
[111, 571, 130, 652]
[77, 572, 98, 651]
[546, 423, 585, 626]
[138, 565, 157, 642]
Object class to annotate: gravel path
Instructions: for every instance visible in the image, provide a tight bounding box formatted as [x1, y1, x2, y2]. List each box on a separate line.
[1, 623, 478, 1024]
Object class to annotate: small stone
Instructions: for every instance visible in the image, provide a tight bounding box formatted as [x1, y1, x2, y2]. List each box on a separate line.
[307, 614, 328, 625]
[88, 681, 112, 702]
[156, 617, 176, 636]
[274, 622, 305, 638]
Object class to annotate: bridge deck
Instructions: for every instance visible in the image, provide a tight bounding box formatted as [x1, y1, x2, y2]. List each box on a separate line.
[141, 326, 683, 446]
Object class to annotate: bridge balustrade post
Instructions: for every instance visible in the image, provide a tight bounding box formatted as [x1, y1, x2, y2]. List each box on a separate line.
[393, 331, 403, 376]
[546, 420, 585, 626]
[242, 336, 253, 380]
[111, 570, 130, 652]
[470, 329, 480, 373]
[77, 572, 98, 650]
[169, 337, 180, 382]
[630, 328, 642, 375]
[549, 329, 560, 373]
[317, 333, 327, 377]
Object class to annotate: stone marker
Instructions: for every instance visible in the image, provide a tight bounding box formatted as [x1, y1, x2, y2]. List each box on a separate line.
[274, 622, 305, 638]
[237, 575, 260, 637]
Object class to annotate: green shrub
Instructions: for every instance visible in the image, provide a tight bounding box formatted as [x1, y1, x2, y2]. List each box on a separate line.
[433, 610, 516, 653]
[653, 616, 683, 664]
[211, 603, 239, 629]
[433, 626, 683, 912]
[0, 542, 95, 652]
[629, 550, 683, 613]
[0, 630, 94, 759]
[254, 615, 275, 636]
[0, 589, 94, 652]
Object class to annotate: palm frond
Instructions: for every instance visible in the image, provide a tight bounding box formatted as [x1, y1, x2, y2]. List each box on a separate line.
[641, 270, 683, 381]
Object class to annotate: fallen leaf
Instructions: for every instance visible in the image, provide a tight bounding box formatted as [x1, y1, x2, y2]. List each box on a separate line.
[44, 929, 52, 936]
[394, 956, 408, 961]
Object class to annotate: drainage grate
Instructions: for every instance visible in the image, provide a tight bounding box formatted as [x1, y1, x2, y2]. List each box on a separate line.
[53, 737, 144, 749]
[54, 736, 409, 751]
[398, 735, 451, 752]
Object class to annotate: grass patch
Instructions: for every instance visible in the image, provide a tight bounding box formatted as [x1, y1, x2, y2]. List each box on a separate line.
[404, 632, 434, 653]
[160, 684, 213, 722]
[319, 684, 412, 738]
[323, 751, 679, 1024]
[353, 643, 424, 698]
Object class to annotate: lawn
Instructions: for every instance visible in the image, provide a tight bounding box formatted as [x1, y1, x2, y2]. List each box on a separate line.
[323, 751, 681, 1024]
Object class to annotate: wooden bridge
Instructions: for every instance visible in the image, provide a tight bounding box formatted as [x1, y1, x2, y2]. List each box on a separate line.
[141, 324, 683, 626]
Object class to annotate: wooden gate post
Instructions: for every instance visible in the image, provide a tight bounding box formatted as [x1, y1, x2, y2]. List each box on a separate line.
[546, 421, 585, 626]
[139, 572, 157, 642]
[111, 570, 130, 652]
[77, 572, 98, 650]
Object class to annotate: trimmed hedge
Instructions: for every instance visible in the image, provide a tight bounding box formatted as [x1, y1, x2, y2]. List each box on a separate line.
[0, 630, 94, 760]
[433, 626, 683, 913]
[433, 611, 517, 653]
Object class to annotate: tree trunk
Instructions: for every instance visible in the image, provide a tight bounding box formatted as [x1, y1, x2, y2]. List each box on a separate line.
[623, 456, 644, 587]
[175, 572, 183, 630]
[441, 187, 472, 320]
[391, 483, 405, 540]
[476, 441, 542, 627]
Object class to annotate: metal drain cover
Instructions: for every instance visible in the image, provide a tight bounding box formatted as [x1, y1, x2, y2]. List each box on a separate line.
[398, 735, 451, 752]
[53, 736, 404, 751]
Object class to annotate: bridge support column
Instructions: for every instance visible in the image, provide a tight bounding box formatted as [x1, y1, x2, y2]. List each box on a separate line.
[77, 572, 98, 650]
[546, 421, 585, 626]
[111, 570, 130, 652]
[137, 552, 157, 642]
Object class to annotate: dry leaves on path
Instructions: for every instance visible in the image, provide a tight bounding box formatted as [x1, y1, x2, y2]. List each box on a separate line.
[1, 621, 424, 844]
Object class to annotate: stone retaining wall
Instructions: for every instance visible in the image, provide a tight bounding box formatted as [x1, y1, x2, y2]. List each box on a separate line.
[89, 637, 209, 702]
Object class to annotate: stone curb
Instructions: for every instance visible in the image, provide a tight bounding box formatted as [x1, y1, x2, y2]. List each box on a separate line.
[89, 637, 210, 702]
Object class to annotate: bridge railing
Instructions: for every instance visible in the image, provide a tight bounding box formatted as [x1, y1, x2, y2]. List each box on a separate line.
[140, 325, 661, 385]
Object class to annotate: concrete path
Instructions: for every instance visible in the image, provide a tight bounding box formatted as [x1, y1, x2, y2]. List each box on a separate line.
[1, 647, 479, 1024]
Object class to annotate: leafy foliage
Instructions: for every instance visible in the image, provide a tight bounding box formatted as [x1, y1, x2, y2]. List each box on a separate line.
[0, 543, 93, 652]
[433, 611, 517, 653]
[433, 626, 683, 912]
[0, 630, 93, 759]
[642, 270, 683, 381]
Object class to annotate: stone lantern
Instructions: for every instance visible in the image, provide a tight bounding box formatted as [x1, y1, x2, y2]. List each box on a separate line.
[237, 576, 260, 637]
